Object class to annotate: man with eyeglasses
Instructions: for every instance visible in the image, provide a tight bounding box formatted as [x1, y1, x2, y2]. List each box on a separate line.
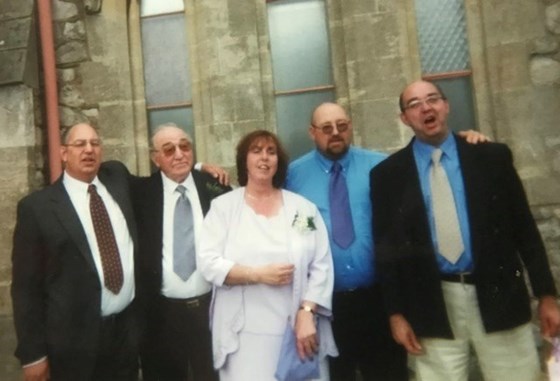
[12, 123, 140, 381]
[285, 102, 407, 380]
[370, 80, 560, 380]
[285, 102, 489, 381]
[132, 123, 230, 381]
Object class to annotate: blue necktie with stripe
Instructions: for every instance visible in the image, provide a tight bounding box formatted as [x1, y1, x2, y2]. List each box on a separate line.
[329, 162, 355, 248]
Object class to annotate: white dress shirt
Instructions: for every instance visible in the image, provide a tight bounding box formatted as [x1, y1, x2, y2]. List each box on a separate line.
[160, 171, 211, 298]
[63, 171, 135, 316]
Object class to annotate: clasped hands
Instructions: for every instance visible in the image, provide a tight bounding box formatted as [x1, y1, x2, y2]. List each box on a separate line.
[247, 264, 318, 360]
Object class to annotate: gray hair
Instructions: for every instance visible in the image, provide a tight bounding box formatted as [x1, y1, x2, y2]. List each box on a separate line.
[150, 122, 192, 149]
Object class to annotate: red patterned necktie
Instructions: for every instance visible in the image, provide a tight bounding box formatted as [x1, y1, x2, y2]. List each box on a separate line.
[88, 184, 124, 294]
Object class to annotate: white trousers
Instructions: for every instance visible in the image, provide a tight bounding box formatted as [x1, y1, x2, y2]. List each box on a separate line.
[415, 281, 540, 381]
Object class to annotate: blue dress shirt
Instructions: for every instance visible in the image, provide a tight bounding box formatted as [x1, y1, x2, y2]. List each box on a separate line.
[412, 134, 474, 273]
[286, 147, 387, 291]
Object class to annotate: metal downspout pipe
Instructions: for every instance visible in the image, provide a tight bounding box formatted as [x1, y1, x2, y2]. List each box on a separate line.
[37, 0, 62, 183]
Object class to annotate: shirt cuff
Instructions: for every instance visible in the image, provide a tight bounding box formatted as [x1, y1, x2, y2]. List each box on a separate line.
[23, 356, 47, 368]
[194, 162, 203, 171]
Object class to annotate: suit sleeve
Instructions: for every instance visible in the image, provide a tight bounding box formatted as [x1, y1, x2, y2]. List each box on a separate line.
[11, 198, 48, 365]
[501, 146, 557, 297]
[370, 165, 404, 316]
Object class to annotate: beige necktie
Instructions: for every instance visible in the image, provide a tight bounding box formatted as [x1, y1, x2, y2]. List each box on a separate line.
[430, 149, 464, 264]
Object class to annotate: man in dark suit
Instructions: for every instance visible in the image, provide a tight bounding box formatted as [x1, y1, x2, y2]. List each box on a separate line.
[12, 123, 139, 381]
[133, 123, 230, 381]
[370, 80, 560, 381]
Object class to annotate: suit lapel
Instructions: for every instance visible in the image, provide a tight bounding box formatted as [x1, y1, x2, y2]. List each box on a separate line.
[192, 171, 212, 216]
[149, 171, 165, 239]
[401, 143, 433, 238]
[134, 171, 164, 250]
[50, 177, 97, 271]
[99, 166, 138, 246]
[456, 137, 484, 264]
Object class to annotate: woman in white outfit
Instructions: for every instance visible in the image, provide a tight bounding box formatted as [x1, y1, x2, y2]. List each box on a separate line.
[198, 130, 337, 381]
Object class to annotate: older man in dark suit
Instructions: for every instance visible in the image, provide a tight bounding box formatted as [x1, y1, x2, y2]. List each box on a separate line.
[133, 123, 230, 381]
[370, 80, 560, 381]
[12, 123, 139, 381]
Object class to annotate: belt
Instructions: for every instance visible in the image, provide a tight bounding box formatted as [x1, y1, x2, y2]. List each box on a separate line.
[101, 303, 132, 327]
[334, 284, 381, 299]
[162, 292, 211, 308]
[440, 272, 475, 284]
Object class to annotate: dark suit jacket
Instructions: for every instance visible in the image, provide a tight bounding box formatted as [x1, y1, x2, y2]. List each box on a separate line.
[370, 135, 556, 338]
[11, 161, 138, 378]
[132, 170, 230, 313]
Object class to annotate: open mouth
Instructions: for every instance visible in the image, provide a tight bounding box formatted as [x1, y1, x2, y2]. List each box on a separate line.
[424, 115, 436, 124]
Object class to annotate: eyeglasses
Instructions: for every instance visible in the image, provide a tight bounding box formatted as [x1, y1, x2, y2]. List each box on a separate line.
[312, 121, 350, 135]
[157, 141, 192, 157]
[64, 139, 102, 148]
[403, 95, 444, 111]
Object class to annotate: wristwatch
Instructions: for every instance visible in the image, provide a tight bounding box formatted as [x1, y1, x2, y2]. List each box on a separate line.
[299, 305, 315, 315]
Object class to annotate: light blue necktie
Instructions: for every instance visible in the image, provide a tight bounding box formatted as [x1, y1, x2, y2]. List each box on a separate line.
[329, 162, 355, 248]
[173, 185, 196, 281]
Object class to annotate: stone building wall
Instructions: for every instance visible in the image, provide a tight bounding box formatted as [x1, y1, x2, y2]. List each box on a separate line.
[0, 0, 42, 377]
[0, 0, 559, 379]
[0, 1, 41, 318]
[0, 0, 558, 326]
[52, 0, 146, 172]
[530, 0, 560, 288]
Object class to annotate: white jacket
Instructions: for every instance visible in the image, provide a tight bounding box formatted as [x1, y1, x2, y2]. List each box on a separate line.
[198, 187, 338, 368]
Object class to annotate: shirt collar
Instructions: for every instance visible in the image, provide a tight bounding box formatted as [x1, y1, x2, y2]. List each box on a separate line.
[161, 171, 195, 195]
[412, 133, 457, 171]
[62, 170, 100, 194]
[313, 146, 353, 174]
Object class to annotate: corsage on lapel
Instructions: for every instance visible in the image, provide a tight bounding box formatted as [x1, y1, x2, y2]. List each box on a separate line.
[205, 181, 226, 197]
[292, 212, 316, 233]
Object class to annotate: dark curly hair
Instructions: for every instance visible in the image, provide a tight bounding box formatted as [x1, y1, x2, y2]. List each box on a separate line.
[236, 130, 289, 189]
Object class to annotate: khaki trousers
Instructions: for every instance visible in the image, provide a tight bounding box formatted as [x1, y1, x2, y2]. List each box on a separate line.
[415, 281, 540, 381]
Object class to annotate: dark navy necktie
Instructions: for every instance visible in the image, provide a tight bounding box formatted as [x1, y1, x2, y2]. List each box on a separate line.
[329, 162, 355, 248]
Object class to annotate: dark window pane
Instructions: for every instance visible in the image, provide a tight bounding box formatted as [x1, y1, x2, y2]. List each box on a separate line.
[141, 14, 192, 105]
[275, 90, 335, 160]
[268, 0, 333, 91]
[147, 107, 195, 141]
[433, 76, 476, 132]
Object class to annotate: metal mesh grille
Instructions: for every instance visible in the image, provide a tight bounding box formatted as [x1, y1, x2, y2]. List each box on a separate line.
[415, 0, 470, 74]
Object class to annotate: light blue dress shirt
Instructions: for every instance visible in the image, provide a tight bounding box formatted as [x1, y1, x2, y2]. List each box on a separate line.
[412, 134, 474, 273]
[286, 146, 387, 291]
